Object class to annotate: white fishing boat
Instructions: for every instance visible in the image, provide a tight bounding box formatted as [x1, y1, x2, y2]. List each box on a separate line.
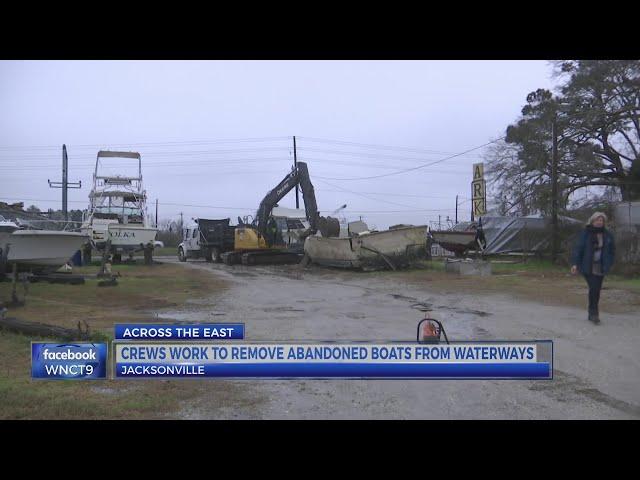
[304, 222, 427, 269]
[80, 151, 157, 259]
[0, 215, 88, 270]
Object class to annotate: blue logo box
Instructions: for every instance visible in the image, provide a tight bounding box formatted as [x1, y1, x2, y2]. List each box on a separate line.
[31, 343, 108, 380]
[114, 323, 244, 340]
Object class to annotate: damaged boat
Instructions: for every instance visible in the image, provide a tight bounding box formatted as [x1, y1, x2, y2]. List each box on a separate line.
[304, 222, 427, 270]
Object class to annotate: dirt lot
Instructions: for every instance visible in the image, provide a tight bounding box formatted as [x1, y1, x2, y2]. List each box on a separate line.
[154, 258, 640, 420]
[2, 257, 638, 419]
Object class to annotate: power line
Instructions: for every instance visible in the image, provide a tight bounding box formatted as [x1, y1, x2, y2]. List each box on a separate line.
[298, 136, 490, 156]
[341, 209, 457, 214]
[0, 196, 87, 204]
[0, 157, 291, 170]
[315, 179, 422, 209]
[295, 146, 485, 162]
[313, 137, 505, 181]
[0, 136, 291, 151]
[158, 202, 254, 211]
[297, 155, 471, 174]
[0, 196, 458, 216]
[316, 188, 460, 199]
[0, 148, 290, 161]
[0, 157, 472, 173]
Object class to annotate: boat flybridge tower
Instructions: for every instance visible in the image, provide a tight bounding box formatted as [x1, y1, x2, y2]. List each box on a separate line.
[89, 151, 145, 223]
[81, 151, 158, 263]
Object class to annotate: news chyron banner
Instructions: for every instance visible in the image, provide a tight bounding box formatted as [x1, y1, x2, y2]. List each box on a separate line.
[114, 341, 553, 380]
[31, 322, 553, 380]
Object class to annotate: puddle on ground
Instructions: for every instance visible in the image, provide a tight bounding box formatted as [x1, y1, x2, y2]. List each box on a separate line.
[435, 304, 492, 317]
[228, 271, 258, 277]
[263, 306, 305, 312]
[389, 294, 419, 302]
[528, 370, 640, 417]
[155, 311, 227, 322]
[473, 326, 491, 338]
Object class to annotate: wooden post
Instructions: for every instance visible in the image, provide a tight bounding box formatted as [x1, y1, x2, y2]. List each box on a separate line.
[455, 195, 458, 224]
[0, 243, 8, 278]
[11, 263, 19, 304]
[551, 115, 559, 263]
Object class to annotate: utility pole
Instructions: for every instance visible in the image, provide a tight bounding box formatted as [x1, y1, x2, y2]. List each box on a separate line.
[48, 145, 81, 221]
[455, 195, 458, 224]
[438, 215, 441, 230]
[551, 115, 559, 263]
[470, 182, 474, 222]
[179, 212, 183, 231]
[155, 199, 158, 228]
[293, 136, 300, 209]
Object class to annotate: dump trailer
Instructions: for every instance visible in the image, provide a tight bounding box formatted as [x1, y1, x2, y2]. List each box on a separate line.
[178, 218, 236, 263]
[220, 161, 340, 266]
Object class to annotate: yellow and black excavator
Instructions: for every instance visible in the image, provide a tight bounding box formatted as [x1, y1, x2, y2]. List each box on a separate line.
[220, 162, 340, 265]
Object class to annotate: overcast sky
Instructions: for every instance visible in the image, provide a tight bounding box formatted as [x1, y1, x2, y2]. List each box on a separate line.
[0, 60, 556, 229]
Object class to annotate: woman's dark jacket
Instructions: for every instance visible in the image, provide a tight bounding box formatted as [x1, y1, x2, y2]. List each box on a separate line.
[571, 227, 616, 275]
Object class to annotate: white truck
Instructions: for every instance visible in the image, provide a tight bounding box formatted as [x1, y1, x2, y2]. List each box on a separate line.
[178, 218, 235, 263]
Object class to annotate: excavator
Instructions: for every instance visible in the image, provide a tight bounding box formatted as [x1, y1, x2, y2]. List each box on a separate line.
[220, 161, 340, 266]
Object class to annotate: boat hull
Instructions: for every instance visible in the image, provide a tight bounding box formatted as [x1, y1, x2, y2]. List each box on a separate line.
[4, 230, 88, 267]
[304, 226, 427, 269]
[81, 223, 157, 252]
[430, 231, 477, 255]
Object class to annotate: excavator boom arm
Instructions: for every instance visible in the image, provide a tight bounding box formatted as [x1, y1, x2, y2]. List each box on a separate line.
[254, 161, 333, 239]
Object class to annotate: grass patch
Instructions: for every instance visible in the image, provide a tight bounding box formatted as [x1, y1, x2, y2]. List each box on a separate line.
[607, 276, 640, 291]
[1, 262, 226, 331]
[0, 330, 207, 419]
[386, 258, 640, 314]
[489, 258, 567, 275]
[154, 247, 177, 256]
[0, 261, 228, 419]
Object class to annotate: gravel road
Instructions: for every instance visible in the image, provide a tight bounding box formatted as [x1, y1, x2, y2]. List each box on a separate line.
[157, 258, 640, 419]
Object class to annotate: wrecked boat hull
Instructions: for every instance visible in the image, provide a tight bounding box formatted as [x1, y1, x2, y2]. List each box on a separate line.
[304, 226, 427, 269]
[430, 231, 477, 256]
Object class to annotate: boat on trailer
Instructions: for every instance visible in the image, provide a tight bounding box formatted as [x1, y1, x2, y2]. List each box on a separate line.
[80, 151, 157, 262]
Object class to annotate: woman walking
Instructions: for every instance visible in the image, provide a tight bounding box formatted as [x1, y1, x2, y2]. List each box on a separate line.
[570, 212, 616, 324]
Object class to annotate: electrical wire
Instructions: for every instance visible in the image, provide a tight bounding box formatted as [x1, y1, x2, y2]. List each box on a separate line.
[298, 136, 490, 156]
[316, 188, 462, 199]
[295, 146, 485, 162]
[313, 138, 505, 181]
[0, 136, 291, 151]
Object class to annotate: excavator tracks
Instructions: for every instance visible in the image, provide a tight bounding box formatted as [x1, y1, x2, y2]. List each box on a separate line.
[241, 251, 303, 265]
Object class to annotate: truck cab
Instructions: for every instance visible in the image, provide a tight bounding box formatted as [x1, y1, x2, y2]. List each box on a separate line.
[178, 218, 235, 263]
